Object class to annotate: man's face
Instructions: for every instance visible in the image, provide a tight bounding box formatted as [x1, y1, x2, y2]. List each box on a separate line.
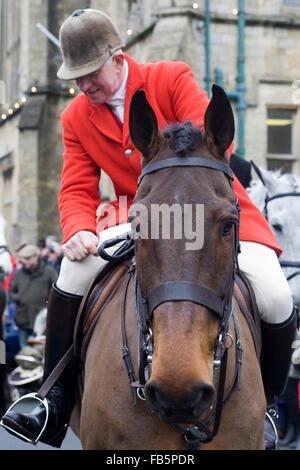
[20, 254, 39, 271]
[75, 54, 124, 104]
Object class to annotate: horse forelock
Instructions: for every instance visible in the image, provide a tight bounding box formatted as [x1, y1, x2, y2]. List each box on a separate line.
[163, 121, 203, 157]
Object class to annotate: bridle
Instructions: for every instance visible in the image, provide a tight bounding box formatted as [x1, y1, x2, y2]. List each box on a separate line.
[263, 192, 300, 281]
[100, 155, 243, 449]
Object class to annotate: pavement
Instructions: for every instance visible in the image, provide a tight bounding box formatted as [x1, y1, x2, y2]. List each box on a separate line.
[0, 426, 82, 450]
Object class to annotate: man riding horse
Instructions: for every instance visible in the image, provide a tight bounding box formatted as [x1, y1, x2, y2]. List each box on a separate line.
[1, 9, 297, 449]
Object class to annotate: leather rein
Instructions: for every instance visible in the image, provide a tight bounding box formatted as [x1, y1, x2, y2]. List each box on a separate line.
[100, 156, 244, 449]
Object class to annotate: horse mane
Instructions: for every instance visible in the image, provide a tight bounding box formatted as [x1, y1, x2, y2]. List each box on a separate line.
[163, 121, 203, 157]
[248, 170, 300, 192]
[247, 168, 300, 212]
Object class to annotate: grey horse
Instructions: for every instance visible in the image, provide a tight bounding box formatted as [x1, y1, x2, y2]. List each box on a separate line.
[247, 162, 300, 309]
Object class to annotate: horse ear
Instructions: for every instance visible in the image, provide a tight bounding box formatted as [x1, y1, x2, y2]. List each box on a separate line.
[250, 160, 267, 186]
[204, 84, 235, 159]
[250, 161, 278, 192]
[129, 89, 160, 162]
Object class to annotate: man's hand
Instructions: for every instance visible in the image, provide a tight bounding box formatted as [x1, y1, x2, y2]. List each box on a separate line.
[62, 230, 99, 261]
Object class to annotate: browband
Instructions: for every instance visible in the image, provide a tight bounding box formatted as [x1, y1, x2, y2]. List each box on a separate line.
[138, 157, 233, 186]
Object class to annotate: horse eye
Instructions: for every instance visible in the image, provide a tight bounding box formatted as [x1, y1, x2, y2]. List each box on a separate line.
[221, 219, 235, 237]
[272, 223, 282, 233]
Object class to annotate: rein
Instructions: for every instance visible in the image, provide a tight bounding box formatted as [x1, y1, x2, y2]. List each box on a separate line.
[101, 155, 243, 449]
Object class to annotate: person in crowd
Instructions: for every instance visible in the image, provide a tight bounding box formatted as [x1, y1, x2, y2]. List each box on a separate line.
[38, 239, 49, 264]
[1, 8, 296, 449]
[279, 326, 300, 448]
[8, 244, 57, 349]
[2, 254, 16, 292]
[48, 242, 64, 275]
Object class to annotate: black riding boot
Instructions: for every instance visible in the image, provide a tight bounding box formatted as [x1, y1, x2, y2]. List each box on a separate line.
[1, 284, 82, 447]
[261, 307, 298, 450]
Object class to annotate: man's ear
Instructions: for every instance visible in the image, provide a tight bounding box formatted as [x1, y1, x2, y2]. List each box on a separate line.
[112, 52, 125, 69]
[204, 84, 235, 158]
[129, 89, 160, 162]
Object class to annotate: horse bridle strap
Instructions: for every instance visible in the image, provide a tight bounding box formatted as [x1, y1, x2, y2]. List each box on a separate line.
[145, 281, 225, 320]
[138, 157, 234, 186]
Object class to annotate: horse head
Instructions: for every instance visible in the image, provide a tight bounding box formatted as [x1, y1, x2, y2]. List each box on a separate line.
[248, 165, 300, 308]
[128, 85, 239, 425]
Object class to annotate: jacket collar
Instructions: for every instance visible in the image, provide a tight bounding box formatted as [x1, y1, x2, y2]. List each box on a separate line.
[88, 54, 145, 146]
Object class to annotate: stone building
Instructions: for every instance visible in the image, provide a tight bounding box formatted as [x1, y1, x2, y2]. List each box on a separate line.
[0, 0, 300, 248]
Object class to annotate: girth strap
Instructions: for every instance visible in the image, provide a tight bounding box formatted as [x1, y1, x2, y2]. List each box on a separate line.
[145, 281, 225, 319]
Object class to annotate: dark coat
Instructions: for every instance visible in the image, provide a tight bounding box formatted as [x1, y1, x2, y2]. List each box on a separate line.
[9, 260, 57, 330]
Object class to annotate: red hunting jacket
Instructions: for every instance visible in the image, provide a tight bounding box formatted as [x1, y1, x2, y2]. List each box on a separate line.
[59, 54, 282, 256]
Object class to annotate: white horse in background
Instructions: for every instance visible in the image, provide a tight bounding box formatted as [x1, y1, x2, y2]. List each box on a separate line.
[0, 213, 12, 281]
[247, 162, 300, 308]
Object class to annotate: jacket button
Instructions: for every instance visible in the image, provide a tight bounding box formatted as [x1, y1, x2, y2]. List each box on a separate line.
[125, 149, 132, 158]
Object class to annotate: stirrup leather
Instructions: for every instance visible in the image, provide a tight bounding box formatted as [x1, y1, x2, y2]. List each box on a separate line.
[0, 392, 49, 445]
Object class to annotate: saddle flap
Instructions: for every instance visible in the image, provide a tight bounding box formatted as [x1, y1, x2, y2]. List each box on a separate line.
[234, 271, 262, 358]
[73, 259, 131, 356]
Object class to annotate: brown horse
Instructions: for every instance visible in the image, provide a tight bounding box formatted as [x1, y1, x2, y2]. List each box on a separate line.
[78, 85, 265, 450]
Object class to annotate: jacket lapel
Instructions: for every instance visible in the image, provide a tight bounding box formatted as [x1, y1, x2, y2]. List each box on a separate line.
[87, 54, 145, 150]
[89, 102, 122, 144]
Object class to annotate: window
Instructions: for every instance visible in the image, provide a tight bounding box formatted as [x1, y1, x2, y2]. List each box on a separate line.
[267, 158, 294, 174]
[284, 0, 300, 5]
[267, 109, 293, 155]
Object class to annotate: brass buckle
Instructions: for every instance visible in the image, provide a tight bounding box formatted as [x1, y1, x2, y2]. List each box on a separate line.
[0, 392, 49, 445]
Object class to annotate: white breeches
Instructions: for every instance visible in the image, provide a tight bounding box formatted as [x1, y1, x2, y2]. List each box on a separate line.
[57, 225, 293, 325]
[57, 223, 131, 296]
[237, 241, 293, 324]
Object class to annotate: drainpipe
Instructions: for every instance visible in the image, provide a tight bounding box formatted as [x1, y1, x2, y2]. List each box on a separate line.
[205, 0, 211, 97]
[213, 0, 247, 158]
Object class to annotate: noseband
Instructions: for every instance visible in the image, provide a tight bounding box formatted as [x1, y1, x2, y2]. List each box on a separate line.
[263, 192, 300, 281]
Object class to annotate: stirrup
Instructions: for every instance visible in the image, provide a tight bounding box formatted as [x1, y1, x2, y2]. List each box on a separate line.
[265, 410, 279, 450]
[0, 392, 49, 445]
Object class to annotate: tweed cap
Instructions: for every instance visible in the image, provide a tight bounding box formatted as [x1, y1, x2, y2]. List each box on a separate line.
[18, 244, 39, 259]
[57, 9, 125, 80]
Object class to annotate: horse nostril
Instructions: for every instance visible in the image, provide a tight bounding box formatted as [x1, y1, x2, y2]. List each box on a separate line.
[144, 381, 166, 411]
[145, 380, 215, 419]
[188, 382, 215, 415]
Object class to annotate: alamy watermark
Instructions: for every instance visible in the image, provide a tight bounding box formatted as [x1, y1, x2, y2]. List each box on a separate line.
[99, 196, 205, 250]
[0, 80, 6, 105]
[0, 340, 5, 364]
